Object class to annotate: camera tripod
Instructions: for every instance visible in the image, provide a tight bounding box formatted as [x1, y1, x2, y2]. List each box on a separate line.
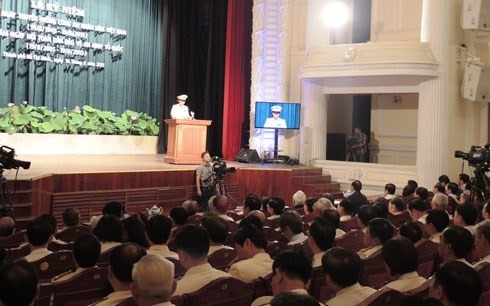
[0, 169, 15, 219]
[214, 178, 228, 197]
[469, 166, 490, 206]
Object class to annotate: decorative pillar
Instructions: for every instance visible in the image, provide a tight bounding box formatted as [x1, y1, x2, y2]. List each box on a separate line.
[417, 0, 451, 187]
[300, 80, 327, 164]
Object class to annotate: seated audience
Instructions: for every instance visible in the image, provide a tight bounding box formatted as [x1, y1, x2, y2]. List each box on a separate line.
[346, 180, 369, 214]
[62, 207, 81, 228]
[445, 182, 459, 202]
[415, 187, 429, 202]
[308, 217, 335, 267]
[270, 292, 320, 306]
[425, 209, 450, 244]
[292, 190, 307, 209]
[122, 214, 149, 248]
[24, 218, 53, 262]
[431, 193, 449, 212]
[201, 216, 233, 255]
[337, 199, 355, 221]
[169, 207, 189, 227]
[438, 225, 474, 266]
[358, 218, 394, 258]
[52, 233, 101, 283]
[408, 198, 428, 223]
[372, 201, 389, 219]
[322, 247, 376, 306]
[453, 204, 478, 235]
[398, 221, 423, 244]
[459, 181, 472, 205]
[429, 261, 482, 306]
[0, 259, 38, 306]
[474, 219, 490, 268]
[312, 198, 334, 218]
[402, 184, 416, 199]
[131, 254, 176, 306]
[243, 194, 262, 217]
[90, 201, 124, 230]
[433, 183, 445, 195]
[357, 205, 378, 232]
[388, 197, 406, 215]
[321, 209, 345, 238]
[212, 195, 234, 222]
[94, 242, 147, 306]
[320, 193, 336, 206]
[92, 214, 123, 253]
[381, 237, 426, 292]
[229, 224, 273, 282]
[248, 210, 266, 225]
[483, 200, 490, 220]
[239, 214, 264, 229]
[384, 183, 396, 200]
[438, 175, 450, 188]
[303, 197, 317, 216]
[279, 210, 307, 245]
[39, 213, 66, 245]
[172, 225, 229, 295]
[458, 174, 470, 192]
[182, 199, 198, 216]
[268, 198, 286, 220]
[0, 216, 15, 237]
[146, 215, 178, 259]
[251, 249, 314, 306]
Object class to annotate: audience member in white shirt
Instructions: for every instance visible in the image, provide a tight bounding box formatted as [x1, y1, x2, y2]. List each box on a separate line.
[424, 209, 450, 244]
[146, 215, 178, 260]
[453, 204, 478, 236]
[474, 220, 490, 269]
[279, 210, 307, 245]
[308, 218, 336, 268]
[438, 225, 474, 267]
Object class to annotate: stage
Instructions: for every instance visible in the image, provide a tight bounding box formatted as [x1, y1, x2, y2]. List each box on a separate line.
[3, 154, 340, 229]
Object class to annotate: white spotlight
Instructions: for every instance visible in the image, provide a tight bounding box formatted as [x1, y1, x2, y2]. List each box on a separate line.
[322, 1, 350, 28]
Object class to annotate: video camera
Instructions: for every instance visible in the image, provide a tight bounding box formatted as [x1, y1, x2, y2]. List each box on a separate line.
[455, 145, 490, 168]
[0, 146, 31, 170]
[212, 156, 236, 180]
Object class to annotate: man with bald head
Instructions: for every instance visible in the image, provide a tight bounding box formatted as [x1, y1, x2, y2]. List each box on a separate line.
[131, 255, 176, 306]
[0, 217, 15, 237]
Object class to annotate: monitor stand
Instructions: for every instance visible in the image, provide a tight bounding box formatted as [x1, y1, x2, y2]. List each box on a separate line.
[263, 129, 288, 163]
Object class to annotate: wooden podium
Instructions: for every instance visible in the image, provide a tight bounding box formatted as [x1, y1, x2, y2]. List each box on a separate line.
[164, 119, 212, 164]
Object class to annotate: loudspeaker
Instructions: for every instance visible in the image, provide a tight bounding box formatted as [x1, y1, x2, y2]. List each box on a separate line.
[234, 149, 261, 163]
[462, 0, 490, 31]
[462, 63, 490, 102]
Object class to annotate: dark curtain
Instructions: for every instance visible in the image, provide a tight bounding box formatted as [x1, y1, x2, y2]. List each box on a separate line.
[0, 0, 164, 117]
[222, 0, 252, 160]
[158, 0, 228, 156]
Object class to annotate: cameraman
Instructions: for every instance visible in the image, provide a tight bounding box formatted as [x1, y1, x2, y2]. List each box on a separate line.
[196, 151, 214, 212]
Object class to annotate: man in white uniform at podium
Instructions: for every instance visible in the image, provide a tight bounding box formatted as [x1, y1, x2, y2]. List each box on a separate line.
[264, 105, 287, 128]
[170, 94, 192, 119]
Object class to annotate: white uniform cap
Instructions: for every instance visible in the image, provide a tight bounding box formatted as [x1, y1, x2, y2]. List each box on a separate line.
[271, 105, 282, 112]
[177, 94, 188, 101]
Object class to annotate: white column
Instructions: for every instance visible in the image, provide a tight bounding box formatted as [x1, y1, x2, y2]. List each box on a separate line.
[300, 80, 327, 164]
[417, 0, 451, 187]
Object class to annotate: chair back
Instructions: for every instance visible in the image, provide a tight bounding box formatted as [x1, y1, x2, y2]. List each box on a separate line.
[115, 297, 138, 306]
[303, 213, 316, 224]
[334, 230, 365, 252]
[182, 277, 254, 306]
[166, 256, 186, 278]
[53, 267, 110, 306]
[252, 276, 272, 300]
[356, 288, 404, 306]
[263, 226, 282, 241]
[187, 214, 202, 226]
[478, 263, 490, 306]
[387, 211, 411, 228]
[208, 248, 236, 271]
[265, 241, 289, 259]
[33, 282, 54, 306]
[7, 243, 30, 260]
[359, 250, 390, 289]
[308, 267, 334, 301]
[414, 239, 439, 278]
[55, 225, 90, 243]
[32, 250, 76, 281]
[97, 247, 116, 268]
[226, 211, 243, 222]
[406, 279, 430, 298]
[227, 220, 239, 234]
[0, 230, 26, 248]
[339, 216, 360, 232]
[48, 241, 74, 252]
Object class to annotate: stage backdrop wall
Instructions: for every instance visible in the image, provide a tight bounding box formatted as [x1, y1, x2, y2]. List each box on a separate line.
[0, 0, 164, 118]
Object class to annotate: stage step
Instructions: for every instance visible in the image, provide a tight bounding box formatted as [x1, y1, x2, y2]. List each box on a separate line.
[291, 168, 323, 177]
[292, 175, 332, 184]
[302, 183, 341, 195]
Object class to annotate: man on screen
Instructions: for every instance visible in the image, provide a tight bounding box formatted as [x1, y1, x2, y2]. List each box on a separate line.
[264, 105, 287, 128]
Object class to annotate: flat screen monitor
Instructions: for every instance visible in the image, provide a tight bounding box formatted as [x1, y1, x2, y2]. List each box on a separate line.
[254, 101, 301, 130]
